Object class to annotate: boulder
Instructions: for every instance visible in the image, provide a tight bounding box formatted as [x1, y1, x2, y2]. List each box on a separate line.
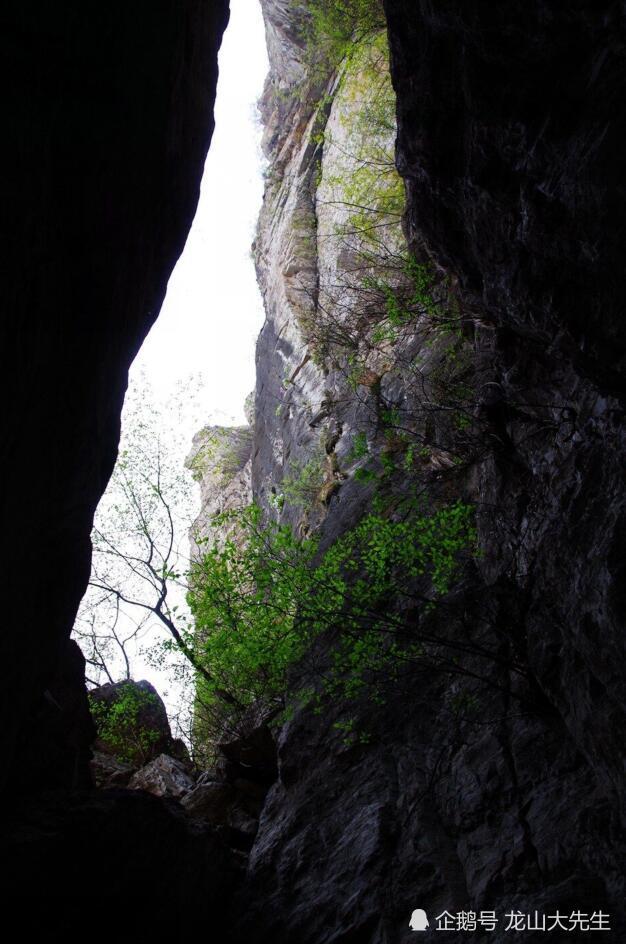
[90, 750, 134, 788]
[183, 780, 261, 853]
[182, 780, 235, 822]
[88, 679, 189, 767]
[128, 754, 194, 799]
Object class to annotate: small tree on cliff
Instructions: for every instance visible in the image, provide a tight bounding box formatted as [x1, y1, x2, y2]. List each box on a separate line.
[73, 377, 239, 705]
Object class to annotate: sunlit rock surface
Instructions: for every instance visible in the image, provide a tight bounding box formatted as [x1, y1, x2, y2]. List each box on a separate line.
[129, 753, 195, 798]
[187, 423, 254, 557]
[252, 10, 420, 543]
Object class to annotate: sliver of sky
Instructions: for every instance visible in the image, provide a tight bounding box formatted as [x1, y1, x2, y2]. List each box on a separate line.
[132, 0, 268, 432]
[83, 0, 269, 730]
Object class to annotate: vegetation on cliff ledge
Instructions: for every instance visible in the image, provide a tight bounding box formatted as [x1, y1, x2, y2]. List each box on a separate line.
[188, 500, 477, 738]
[304, 0, 386, 73]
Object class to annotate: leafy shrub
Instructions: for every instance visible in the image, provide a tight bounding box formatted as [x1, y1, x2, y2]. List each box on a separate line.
[304, 0, 386, 73]
[89, 684, 160, 766]
[189, 506, 317, 718]
[281, 454, 327, 509]
[187, 501, 476, 735]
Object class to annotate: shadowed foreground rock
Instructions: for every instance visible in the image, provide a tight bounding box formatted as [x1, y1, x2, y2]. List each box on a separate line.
[383, 0, 626, 805]
[0, 0, 229, 794]
[0, 1, 231, 936]
[1, 789, 239, 941]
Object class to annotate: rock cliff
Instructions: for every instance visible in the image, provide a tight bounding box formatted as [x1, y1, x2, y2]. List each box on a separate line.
[187, 419, 254, 555]
[0, 1, 231, 937]
[189, 2, 626, 941]
[2, 0, 624, 941]
[0, 0, 229, 797]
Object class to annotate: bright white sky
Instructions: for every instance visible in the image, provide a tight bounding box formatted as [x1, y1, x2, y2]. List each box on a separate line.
[132, 0, 268, 429]
[86, 1, 269, 732]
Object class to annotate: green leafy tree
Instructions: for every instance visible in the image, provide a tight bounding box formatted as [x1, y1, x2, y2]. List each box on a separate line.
[189, 506, 318, 727]
[73, 380, 514, 756]
[281, 453, 327, 509]
[187, 500, 481, 739]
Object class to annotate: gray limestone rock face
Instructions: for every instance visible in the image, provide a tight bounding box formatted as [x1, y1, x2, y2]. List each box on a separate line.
[384, 0, 626, 846]
[90, 750, 135, 789]
[183, 780, 236, 821]
[219, 1, 626, 941]
[186, 423, 254, 559]
[182, 727, 276, 852]
[129, 753, 195, 799]
[252, 13, 422, 546]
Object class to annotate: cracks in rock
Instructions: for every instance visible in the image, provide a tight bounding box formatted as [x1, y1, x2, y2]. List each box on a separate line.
[497, 690, 544, 891]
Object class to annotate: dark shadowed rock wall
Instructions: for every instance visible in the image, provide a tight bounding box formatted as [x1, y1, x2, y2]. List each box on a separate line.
[226, 2, 626, 941]
[383, 0, 626, 814]
[4, 788, 238, 941]
[0, 0, 229, 794]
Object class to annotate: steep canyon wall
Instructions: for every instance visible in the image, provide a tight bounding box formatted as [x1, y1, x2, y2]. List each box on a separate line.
[1, 1, 623, 941]
[0, 2, 231, 937]
[188, 3, 626, 941]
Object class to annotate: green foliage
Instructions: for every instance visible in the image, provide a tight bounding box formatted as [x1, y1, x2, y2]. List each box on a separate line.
[318, 33, 404, 244]
[187, 501, 476, 735]
[366, 258, 441, 343]
[354, 466, 378, 483]
[347, 431, 370, 462]
[317, 499, 475, 605]
[308, 248, 445, 379]
[89, 684, 160, 766]
[380, 452, 396, 476]
[403, 255, 439, 319]
[189, 506, 318, 718]
[188, 426, 252, 482]
[314, 501, 477, 725]
[303, 0, 386, 76]
[281, 454, 327, 509]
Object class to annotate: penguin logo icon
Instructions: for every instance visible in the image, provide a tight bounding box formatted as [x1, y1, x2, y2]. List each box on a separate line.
[409, 909, 429, 932]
